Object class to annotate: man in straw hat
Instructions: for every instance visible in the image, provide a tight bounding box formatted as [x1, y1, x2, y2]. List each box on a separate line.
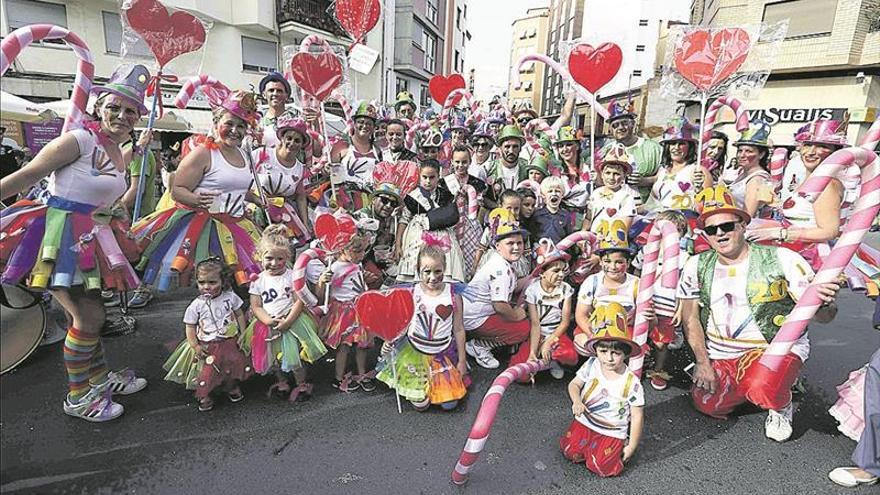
[678, 184, 841, 442]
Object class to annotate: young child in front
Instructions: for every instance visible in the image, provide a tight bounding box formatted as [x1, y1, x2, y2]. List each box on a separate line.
[509, 240, 579, 381]
[164, 258, 252, 412]
[474, 189, 532, 282]
[531, 176, 575, 244]
[317, 233, 376, 393]
[584, 143, 641, 234]
[241, 225, 327, 401]
[376, 244, 469, 411]
[560, 302, 645, 478]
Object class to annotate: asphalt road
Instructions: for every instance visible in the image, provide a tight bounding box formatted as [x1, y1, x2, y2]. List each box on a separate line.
[1, 289, 877, 495]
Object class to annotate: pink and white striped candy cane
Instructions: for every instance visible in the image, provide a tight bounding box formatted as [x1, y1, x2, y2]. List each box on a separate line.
[439, 88, 477, 122]
[327, 90, 354, 133]
[450, 359, 549, 485]
[860, 117, 880, 151]
[174, 75, 229, 109]
[524, 119, 553, 156]
[556, 230, 598, 258]
[757, 147, 879, 375]
[292, 247, 329, 317]
[701, 96, 749, 153]
[630, 220, 680, 377]
[405, 120, 433, 150]
[463, 184, 478, 220]
[769, 147, 790, 193]
[1, 24, 94, 132]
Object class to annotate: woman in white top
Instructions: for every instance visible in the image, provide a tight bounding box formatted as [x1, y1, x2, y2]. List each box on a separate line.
[131, 90, 262, 291]
[649, 117, 713, 213]
[727, 119, 774, 218]
[0, 64, 151, 422]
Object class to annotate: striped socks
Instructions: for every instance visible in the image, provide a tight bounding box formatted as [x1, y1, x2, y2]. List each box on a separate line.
[87, 340, 109, 388]
[63, 327, 101, 402]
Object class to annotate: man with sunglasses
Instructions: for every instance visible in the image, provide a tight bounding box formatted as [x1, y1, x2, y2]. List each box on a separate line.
[602, 100, 661, 203]
[678, 185, 840, 443]
[356, 183, 402, 289]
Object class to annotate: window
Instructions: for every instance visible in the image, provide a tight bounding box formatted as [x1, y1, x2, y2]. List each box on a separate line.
[638, 19, 649, 26]
[6, 0, 67, 44]
[396, 78, 409, 95]
[454, 50, 460, 73]
[636, 44, 646, 52]
[426, 0, 438, 24]
[763, 0, 837, 38]
[241, 36, 277, 72]
[420, 84, 431, 107]
[632, 69, 643, 77]
[102, 12, 152, 57]
[422, 32, 437, 72]
[457, 7, 462, 29]
[413, 22, 425, 48]
[524, 82, 533, 91]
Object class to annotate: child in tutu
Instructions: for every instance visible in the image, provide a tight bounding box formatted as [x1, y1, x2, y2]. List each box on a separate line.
[163, 258, 252, 412]
[560, 302, 644, 478]
[377, 243, 469, 411]
[241, 225, 327, 401]
[317, 233, 376, 392]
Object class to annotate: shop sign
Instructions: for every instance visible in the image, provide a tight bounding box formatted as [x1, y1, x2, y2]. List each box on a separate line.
[22, 119, 63, 153]
[746, 107, 847, 125]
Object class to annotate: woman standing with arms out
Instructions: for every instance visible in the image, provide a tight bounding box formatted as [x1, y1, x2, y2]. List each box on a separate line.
[0, 65, 151, 421]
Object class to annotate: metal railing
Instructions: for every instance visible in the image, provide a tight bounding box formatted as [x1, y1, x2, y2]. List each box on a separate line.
[277, 0, 349, 37]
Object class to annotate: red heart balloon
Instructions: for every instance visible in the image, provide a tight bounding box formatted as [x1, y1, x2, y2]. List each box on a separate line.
[673, 28, 751, 91]
[290, 52, 344, 102]
[124, 0, 206, 67]
[335, 0, 382, 41]
[568, 43, 622, 93]
[355, 289, 415, 341]
[429, 74, 466, 105]
[314, 213, 356, 251]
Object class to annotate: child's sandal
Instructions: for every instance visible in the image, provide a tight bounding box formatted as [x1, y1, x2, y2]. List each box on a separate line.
[267, 380, 291, 399]
[288, 383, 314, 403]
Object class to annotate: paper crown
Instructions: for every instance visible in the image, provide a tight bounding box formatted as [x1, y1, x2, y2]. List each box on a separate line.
[258, 71, 291, 95]
[555, 125, 579, 144]
[734, 118, 772, 148]
[217, 90, 259, 126]
[471, 121, 494, 139]
[695, 184, 751, 227]
[91, 64, 150, 115]
[394, 91, 416, 109]
[449, 114, 469, 131]
[661, 116, 699, 143]
[513, 104, 538, 118]
[585, 302, 640, 356]
[353, 101, 378, 121]
[488, 207, 528, 241]
[598, 142, 633, 174]
[486, 108, 508, 124]
[496, 124, 526, 145]
[373, 182, 402, 202]
[595, 219, 633, 256]
[532, 237, 572, 274]
[607, 99, 636, 122]
[794, 116, 849, 147]
[274, 115, 310, 143]
[419, 126, 444, 148]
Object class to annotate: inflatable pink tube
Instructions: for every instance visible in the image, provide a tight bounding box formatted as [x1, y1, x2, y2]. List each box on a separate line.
[175, 75, 229, 109]
[292, 247, 329, 317]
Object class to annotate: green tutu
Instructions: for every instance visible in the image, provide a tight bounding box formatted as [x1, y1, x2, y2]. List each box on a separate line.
[238, 312, 327, 374]
[163, 340, 203, 390]
[376, 339, 466, 404]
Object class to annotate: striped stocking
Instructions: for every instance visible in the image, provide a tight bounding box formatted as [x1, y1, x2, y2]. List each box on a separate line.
[63, 327, 100, 401]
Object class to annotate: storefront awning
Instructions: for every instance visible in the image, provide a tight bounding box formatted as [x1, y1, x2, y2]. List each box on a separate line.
[0, 91, 59, 123]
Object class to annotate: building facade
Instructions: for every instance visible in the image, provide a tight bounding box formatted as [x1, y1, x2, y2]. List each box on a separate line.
[393, 0, 447, 110]
[508, 7, 549, 114]
[690, 0, 880, 144]
[442, 0, 469, 75]
[541, 0, 585, 116]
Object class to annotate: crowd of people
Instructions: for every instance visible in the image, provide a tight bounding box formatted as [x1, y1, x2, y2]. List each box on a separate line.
[0, 62, 877, 487]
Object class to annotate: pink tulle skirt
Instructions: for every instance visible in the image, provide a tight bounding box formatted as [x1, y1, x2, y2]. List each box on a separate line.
[829, 365, 867, 441]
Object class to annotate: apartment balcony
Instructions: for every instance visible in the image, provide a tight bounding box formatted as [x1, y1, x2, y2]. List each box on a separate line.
[277, 0, 349, 38]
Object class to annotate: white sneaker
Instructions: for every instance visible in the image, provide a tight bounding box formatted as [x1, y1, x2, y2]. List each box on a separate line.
[63, 388, 124, 422]
[765, 403, 793, 442]
[549, 360, 565, 379]
[93, 369, 148, 396]
[828, 467, 879, 487]
[466, 340, 500, 369]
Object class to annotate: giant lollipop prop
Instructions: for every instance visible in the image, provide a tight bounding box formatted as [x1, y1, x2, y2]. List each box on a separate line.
[701, 96, 749, 169]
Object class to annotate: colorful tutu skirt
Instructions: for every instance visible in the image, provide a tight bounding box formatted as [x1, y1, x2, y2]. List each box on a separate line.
[322, 299, 373, 349]
[829, 365, 867, 441]
[131, 205, 261, 290]
[259, 197, 311, 247]
[238, 312, 327, 374]
[376, 338, 468, 404]
[163, 337, 253, 399]
[0, 197, 140, 291]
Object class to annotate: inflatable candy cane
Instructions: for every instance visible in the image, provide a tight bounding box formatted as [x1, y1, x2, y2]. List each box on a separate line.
[439, 88, 478, 122]
[524, 119, 554, 156]
[292, 247, 329, 317]
[463, 184, 479, 220]
[701, 96, 749, 166]
[556, 230, 598, 259]
[769, 147, 790, 193]
[859, 117, 880, 151]
[750, 147, 879, 386]
[175, 75, 229, 109]
[451, 359, 550, 485]
[1, 24, 94, 132]
[405, 120, 433, 150]
[630, 220, 680, 377]
[515, 54, 610, 119]
[327, 90, 354, 134]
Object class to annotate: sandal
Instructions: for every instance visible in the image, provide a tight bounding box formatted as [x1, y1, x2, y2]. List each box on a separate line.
[288, 383, 314, 403]
[267, 379, 291, 399]
[332, 373, 359, 393]
[198, 397, 214, 412]
[227, 388, 245, 403]
[354, 371, 378, 392]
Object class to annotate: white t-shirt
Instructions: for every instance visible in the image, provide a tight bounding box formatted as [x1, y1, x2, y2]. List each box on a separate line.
[574, 357, 644, 439]
[183, 291, 243, 342]
[408, 283, 455, 354]
[48, 129, 127, 207]
[577, 272, 639, 315]
[677, 247, 813, 361]
[249, 268, 297, 319]
[328, 260, 365, 302]
[587, 185, 641, 233]
[524, 279, 573, 336]
[462, 254, 516, 331]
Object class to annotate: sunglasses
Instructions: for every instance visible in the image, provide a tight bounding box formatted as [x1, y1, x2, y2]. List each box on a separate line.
[376, 195, 399, 207]
[517, 118, 533, 124]
[703, 221, 739, 236]
[474, 141, 492, 147]
[610, 121, 633, 129]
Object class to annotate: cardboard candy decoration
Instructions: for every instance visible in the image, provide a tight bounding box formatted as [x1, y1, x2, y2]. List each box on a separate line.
[673, 28, 751, 92]
[567, 42, 622, 93]
[335, 0, 382, 41]
[290, 50, 344, 102]
[314, 212, 357, 252]
[428, 74, 466, 105]
[124, 0, 206, 67]
[355, 288, 415, 341]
